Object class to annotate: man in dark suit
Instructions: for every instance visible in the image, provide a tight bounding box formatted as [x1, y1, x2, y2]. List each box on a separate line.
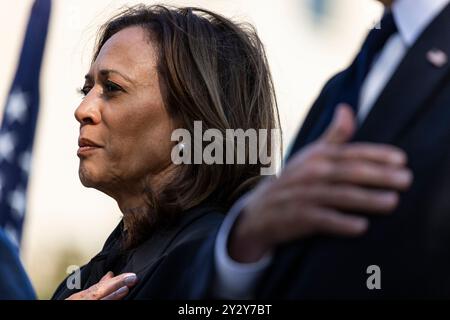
[184, 0, 450, 299]
[0, 229, 35, 299]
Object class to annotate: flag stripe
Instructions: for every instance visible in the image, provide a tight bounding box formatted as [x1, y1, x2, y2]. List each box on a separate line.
[0, 0, 52, 247]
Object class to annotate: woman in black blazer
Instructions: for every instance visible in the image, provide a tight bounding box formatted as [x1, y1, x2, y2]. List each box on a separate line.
[52, 4, 281, 299]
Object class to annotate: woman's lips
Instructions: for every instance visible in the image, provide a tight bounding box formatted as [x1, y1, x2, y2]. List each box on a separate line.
[77, 146, 100, 156]
[77, 137, 102, 157]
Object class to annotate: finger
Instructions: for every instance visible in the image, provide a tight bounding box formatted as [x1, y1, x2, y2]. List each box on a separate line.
[336, 143, 408, 167]
[310, 208, 369, 237]
[84, 273, 138, 300]
[101, 286, 129, 300]
[255, 205, 369, 245]
[285, 156, 412, 192]
[327, 161, 413, 190]
[319, 103, 355, 145]
[100, 271, 114, 283]
[66, 292, 83, 300]
[299, 184, 400, 213]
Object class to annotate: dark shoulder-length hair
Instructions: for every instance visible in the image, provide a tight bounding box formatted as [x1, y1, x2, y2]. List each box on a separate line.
[93, 4, 282, 248]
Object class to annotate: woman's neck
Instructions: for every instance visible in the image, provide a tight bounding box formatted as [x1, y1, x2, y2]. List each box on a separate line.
[114, 162, 178, 217]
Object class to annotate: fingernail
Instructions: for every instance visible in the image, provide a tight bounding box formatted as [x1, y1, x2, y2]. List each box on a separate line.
[353, 218, 369, 232]
[394, 170, 412, 185]
[391, 152, 406, 165]
[379, 193, 398, 208]
[115, 286, 128, 296]
[124, 274, 137, 286]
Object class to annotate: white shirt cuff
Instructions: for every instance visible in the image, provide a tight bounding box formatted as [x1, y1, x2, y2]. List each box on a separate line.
[213, 195, 273, 299]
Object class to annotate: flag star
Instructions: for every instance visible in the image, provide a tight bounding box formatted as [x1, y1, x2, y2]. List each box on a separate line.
[5, 91, 28, 124]
[8, 188, 26, 220]
[0, 132, 16, 162]
[3, 223, 20, 248]
[19, 150, 32, 174]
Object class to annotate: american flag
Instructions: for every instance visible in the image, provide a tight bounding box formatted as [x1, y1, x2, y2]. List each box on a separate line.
[0, 0, 51, 247]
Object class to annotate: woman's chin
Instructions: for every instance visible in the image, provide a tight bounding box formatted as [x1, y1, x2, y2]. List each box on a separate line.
[78, 166, 102, 188]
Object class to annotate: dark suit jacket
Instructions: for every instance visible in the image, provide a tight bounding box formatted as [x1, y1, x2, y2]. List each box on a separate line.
[51, 203, 224, 299]
[257, 3, 450, 299]
[184, 3, 450, 299]
[0, 229, 36, 299]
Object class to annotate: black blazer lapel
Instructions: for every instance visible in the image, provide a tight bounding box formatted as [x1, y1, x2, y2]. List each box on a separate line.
[353, 3, 450, 144]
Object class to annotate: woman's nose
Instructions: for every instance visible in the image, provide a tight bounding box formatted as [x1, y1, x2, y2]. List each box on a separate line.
[74, 94, 101, 126]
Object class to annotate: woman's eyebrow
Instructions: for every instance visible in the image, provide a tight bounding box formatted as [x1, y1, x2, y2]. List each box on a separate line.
[99, 69, 134, 84]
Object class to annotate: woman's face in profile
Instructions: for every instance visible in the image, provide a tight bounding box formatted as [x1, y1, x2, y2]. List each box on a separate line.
[75, 26, 175, 196]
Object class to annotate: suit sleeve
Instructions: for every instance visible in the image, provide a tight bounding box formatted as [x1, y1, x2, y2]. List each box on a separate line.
[212, 197, 273, 299]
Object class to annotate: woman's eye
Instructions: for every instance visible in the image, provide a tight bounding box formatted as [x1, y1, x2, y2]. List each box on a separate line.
[77, 81, 123, 99]
[104, 81, 122, 93]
